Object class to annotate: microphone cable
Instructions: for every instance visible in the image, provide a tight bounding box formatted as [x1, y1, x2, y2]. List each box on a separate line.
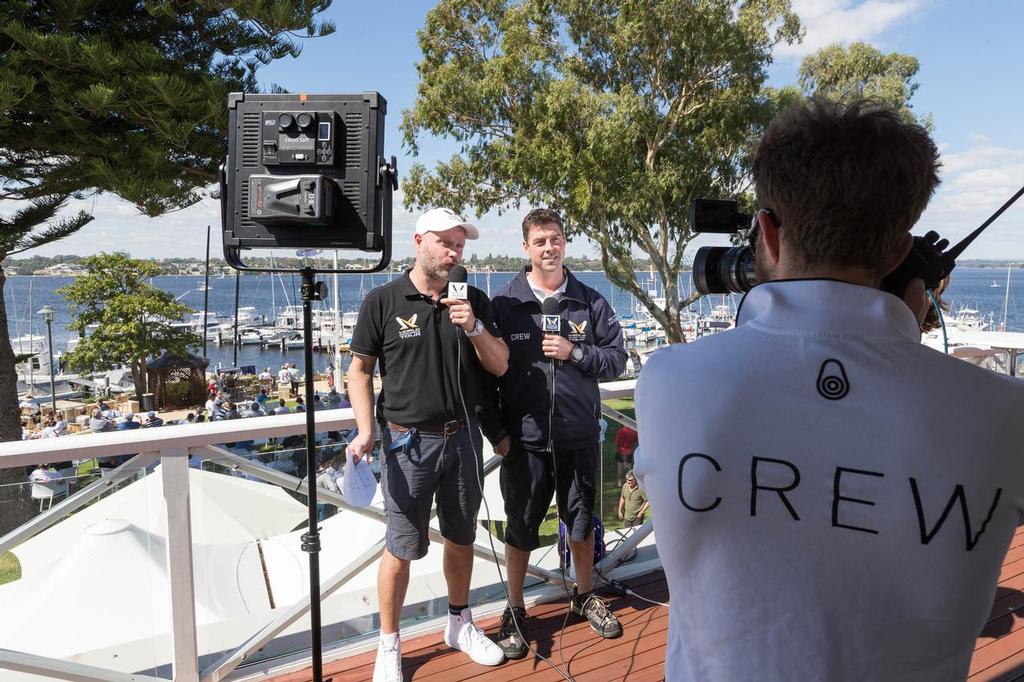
[592, 564, 670, 609]
[547, 362, 581, 680]
[453, 307, 577, 682]
[541, 294, 581, 676]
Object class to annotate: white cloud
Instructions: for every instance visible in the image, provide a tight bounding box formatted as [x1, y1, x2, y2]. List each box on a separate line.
[777, 0, 926, 58]
[12, 186, 542, 262]
[916, 139, 1024, 258]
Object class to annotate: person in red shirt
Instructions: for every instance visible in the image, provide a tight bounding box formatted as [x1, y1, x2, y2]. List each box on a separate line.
[615, 425, 638, 486]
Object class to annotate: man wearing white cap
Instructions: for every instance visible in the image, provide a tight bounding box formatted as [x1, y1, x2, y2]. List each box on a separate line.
[349, 207, 509, 680]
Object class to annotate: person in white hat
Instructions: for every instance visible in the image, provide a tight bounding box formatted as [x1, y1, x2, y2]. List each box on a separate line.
[348, 207, 509, 679]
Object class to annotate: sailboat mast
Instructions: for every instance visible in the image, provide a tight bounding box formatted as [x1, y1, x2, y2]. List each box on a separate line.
[270, 252, 276, 325]
[1001, 266, 1012, 332]
[332, 250, 342, 390]
[203, 225, 211, 359]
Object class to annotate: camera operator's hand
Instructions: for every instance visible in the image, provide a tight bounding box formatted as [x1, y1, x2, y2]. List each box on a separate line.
[903, 278, 929, 329]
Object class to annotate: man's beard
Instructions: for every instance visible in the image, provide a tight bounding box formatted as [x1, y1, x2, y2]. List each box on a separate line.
[421, 253, 451, 282]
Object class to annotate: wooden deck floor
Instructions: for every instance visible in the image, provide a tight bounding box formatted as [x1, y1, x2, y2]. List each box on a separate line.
[268, 526, 1024, 682]
[970, 526, 1024, 681]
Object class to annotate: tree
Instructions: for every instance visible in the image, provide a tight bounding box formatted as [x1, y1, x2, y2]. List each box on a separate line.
[798, 42, 931, 128]
[401, 0, 801, 342]
[58, 253, 203, 396]
[0, 1, 334, 449]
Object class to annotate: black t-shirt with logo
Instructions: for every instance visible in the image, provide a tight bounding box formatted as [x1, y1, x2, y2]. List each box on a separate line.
[350, 270, 501, 426]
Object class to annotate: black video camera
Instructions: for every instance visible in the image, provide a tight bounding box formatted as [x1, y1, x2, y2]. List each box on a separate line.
[220, 92, 397, 272]
[689, 198, 961, 297]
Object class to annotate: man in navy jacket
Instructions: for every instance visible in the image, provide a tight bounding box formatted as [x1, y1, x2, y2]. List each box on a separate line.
[480, 208, 627, 659]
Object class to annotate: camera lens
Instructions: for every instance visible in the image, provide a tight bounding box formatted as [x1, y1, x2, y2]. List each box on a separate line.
[277, 113, 295, 130]
[692, 246, 757, 295]
[296, 113, 314, 129]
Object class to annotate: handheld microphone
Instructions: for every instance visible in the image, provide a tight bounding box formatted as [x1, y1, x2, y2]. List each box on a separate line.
[541, 296, 561, 334]
[542, 296, 560, 454]
[448, 264, 468, 300]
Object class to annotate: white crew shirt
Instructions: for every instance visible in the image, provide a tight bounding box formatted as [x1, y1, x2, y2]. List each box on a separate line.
[635, 279, 1024, 682]
[527, 272, 568, 303]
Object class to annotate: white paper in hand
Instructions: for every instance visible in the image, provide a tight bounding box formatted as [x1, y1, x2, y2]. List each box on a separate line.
[342, 450, 378, 507]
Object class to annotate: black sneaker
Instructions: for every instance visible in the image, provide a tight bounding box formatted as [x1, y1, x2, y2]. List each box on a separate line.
[570, 585, 623, 639]
[496, 605, 529, 660]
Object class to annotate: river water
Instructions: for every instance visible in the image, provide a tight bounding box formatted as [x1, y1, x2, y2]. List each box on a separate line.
[4, 267, 1021, 372]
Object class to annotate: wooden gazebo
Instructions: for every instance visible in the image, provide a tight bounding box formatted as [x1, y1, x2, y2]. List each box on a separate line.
[146, 352, 209, 409]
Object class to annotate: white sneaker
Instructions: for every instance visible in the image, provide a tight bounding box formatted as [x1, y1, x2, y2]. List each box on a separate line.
[372, 637, 403, 682]
[444, 609, 505, 666]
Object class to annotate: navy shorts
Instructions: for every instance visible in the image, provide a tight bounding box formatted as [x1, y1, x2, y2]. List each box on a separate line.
[379, 423, 484, 560]
[499, 442, 598, 551]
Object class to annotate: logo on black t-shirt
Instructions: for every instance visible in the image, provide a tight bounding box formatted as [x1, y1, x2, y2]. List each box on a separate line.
[396, 314, 421, 339]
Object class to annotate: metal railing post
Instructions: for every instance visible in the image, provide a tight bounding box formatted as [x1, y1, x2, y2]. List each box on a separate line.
[162, 448, 200, 682]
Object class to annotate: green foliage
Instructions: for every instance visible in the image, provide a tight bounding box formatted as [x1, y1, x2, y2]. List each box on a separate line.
[0, 0, 335, 241]
[0, 195, 93, 257]
[402, 0, 802, 341]
[57, 253, 203, 393]
[798, 42, 931, 129]
[0, 1, 333, 443]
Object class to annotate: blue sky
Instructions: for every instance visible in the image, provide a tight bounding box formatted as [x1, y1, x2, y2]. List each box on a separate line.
[18, 0, 1024, 262]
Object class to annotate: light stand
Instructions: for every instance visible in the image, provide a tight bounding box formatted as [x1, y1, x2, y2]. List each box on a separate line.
[219, 91, 398, 680]
[299, 267, 329, 682]
[218, 160, 397, 682]
[38, 304, 56, 413]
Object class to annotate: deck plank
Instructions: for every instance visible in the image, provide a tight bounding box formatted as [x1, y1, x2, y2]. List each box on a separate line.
[271, 527, 1024, 682]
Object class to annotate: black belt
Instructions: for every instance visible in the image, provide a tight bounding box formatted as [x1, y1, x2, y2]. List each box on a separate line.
[387, 418, 466, 435]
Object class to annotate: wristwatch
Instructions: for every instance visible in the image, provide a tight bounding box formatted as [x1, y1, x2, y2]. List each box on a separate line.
[570, 343, 585, 364]
[465, 319, 485, 337]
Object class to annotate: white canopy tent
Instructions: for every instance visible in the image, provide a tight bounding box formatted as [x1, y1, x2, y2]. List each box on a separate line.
[12, 466, 308, 576]
[0, 519, 270, 660]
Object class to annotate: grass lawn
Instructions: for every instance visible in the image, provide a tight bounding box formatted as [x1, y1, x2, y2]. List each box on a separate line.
[598, 397, 637, 527]
[0, 552, 21, 585]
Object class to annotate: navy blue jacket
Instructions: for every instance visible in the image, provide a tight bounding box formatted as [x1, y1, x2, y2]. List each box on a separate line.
[479, 268, 626, 451]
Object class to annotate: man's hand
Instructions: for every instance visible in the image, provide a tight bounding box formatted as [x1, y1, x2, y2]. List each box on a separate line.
[347, 430, 375, 465]
[542, 333, 573, 361]
[903, 278, 929, 329]
[441, 298, 476, 332]
[495, 435, 511, 457]
[617, 508, 624, 520]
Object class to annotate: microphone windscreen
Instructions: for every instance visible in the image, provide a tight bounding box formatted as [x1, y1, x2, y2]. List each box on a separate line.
[448, 265, 468, 283]
[541, 296, 560, 316]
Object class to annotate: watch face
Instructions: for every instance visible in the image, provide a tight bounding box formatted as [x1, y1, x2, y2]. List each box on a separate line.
[572, 345, 584, 362]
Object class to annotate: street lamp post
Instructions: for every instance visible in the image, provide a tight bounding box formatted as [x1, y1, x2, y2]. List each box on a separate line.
[38, 304, 57, 414]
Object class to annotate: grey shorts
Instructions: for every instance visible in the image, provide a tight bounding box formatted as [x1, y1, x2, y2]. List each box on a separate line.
[379, 423, 484, 560]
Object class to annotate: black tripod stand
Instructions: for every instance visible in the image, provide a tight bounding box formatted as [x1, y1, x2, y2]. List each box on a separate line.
[220, 157, 397, 682]
[298, 267, 330, 682]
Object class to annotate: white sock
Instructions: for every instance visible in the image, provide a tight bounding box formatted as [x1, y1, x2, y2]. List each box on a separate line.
[380, 631, 399, 648]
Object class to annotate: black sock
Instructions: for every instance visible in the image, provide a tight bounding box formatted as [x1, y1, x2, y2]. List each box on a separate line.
[448, 603, 468, 616]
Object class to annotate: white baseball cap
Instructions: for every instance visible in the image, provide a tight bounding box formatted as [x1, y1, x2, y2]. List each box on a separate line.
[415, 208, 479, 240]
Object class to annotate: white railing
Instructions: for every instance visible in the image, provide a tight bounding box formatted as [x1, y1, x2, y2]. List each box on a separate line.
[0, 380, 644, 682]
